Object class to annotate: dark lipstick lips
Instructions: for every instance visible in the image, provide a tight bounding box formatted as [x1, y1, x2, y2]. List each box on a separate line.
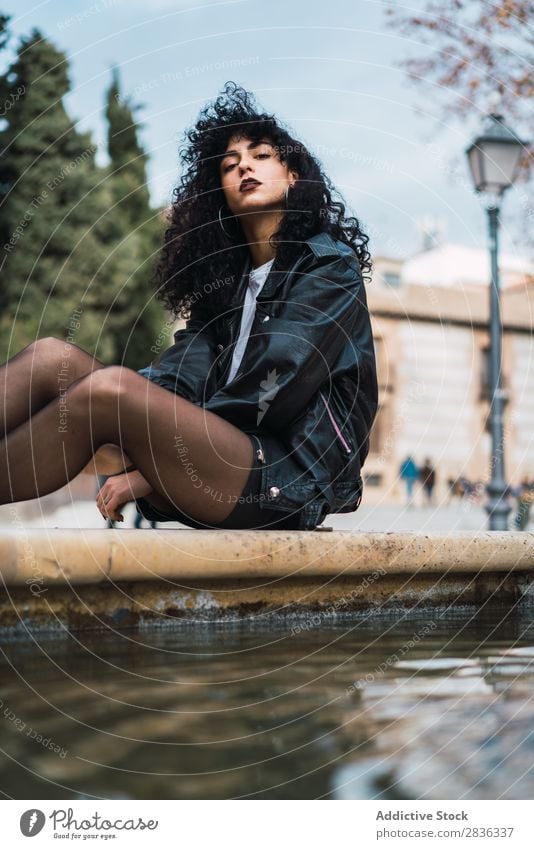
[240, 179, 261, 192]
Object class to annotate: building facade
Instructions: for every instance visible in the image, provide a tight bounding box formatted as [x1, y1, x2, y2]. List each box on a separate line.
[365, 244, 534, 504]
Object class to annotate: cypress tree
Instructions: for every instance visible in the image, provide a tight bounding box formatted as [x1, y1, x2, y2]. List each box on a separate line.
[0, 30, 115, 362]
[102, 67, 164, 369]
[0, 13, 9, 53]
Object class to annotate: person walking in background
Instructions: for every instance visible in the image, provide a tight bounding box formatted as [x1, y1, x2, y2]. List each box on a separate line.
[399, 455, 419, 508]
[446, 475, 458, 505]
[419, 457, 436, 506]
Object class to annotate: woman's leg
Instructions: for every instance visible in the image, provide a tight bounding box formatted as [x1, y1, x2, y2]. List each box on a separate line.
[0, 336, 104, 437]
[0, 366, 254, 524]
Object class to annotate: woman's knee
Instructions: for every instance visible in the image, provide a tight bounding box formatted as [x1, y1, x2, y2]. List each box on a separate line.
[17, 337, 68, 396]
[26, 336, 102, 394]
[26, 336, 64, 361]
[68, 365, 135, 408]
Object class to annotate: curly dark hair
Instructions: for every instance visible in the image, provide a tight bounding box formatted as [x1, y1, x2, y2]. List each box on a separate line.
[154, 81, 372, 319]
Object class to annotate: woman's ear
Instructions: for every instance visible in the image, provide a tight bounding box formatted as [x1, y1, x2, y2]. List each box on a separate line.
[289, 170, 299, 188]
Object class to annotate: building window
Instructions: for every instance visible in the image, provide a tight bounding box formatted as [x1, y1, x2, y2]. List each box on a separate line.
[383, 271, 401, 288]
[373, 336, 393, 391]
[369, 402, 386, 455]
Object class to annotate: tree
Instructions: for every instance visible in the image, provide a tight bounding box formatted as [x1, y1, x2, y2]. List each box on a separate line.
[105, 66, 151, 228]
[0, 33, 164, 368]
[0, 12, 9, 52]
[385, 1, 533, 183]
[0, 29, 116, 362]
[0, 14, 11, 122]
[102, 67, 164, 369]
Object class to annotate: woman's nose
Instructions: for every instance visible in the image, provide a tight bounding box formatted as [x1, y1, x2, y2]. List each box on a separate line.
[238, 159, 253, 176]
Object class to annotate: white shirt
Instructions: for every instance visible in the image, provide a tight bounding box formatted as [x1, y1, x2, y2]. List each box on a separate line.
[225, 257, 275, 385]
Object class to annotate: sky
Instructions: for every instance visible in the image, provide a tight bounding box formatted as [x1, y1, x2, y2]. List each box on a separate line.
[2, 0, 529, 260]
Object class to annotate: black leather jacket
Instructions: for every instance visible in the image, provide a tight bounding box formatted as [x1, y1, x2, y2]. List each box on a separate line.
[138, 232, 378, 529]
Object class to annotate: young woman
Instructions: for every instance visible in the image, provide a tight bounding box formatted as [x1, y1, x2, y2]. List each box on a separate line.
[0, 83, 377, 531]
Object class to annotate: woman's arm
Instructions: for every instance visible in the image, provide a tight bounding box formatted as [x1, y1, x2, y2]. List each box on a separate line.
[138, 299, 219, 405]
[96, 469, 153, 522]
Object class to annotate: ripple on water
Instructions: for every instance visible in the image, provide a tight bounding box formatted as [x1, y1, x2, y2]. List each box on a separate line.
[1, 608, 534, 799]
[333, 627, 534, 799]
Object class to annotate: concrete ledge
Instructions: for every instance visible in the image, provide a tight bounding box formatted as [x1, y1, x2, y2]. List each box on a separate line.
[0, 529, 533, 630]
[2, 528, 534, 584]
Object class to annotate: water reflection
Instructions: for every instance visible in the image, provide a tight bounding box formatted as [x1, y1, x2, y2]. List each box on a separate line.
[0, 608, 533, 799]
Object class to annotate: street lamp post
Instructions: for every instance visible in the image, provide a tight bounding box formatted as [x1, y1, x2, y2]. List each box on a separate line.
[465, 113, 528, 531]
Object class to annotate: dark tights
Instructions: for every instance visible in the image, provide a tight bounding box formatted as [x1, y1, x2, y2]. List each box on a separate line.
[0, 337, 254, 523]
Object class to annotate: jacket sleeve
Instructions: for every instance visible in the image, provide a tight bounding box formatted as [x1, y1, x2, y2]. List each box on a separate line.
[137, 299, 218, 405]
[202, 250, 366, 432]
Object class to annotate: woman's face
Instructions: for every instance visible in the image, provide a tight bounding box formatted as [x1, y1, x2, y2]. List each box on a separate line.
[219, 134, 298, 217]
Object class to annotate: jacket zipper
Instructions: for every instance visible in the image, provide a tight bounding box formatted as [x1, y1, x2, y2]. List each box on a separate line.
[319, 390, 353, 455]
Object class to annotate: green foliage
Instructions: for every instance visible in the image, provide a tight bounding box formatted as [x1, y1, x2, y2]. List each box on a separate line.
[102, 67, 165, 369]
[0, 30, 164, 368]
[0, 13, 10, 57]
[105, 66, 150, 227]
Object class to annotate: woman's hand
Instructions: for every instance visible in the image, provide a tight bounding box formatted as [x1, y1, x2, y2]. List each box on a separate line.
[81, 444, 134, 476]
[96, 470, 154, 523]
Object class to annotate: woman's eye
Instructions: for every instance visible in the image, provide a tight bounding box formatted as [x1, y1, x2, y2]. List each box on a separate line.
[223, 151, 270, 172]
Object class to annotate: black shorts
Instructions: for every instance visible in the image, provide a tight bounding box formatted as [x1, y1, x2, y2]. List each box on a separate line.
[134, 433, 304, 530]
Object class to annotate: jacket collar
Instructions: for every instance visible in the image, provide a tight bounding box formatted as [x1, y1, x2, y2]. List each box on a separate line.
[231, 232, 343, 306]
[258, 232, 344, 302]
[305, 231, 345, 258]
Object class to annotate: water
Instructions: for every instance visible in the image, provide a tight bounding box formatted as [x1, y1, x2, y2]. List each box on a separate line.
[1, 607, 533, 799]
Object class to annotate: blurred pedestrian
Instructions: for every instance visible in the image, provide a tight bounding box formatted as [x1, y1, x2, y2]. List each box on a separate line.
[399, 455, 419, 508]
[419, 457, 436, 506]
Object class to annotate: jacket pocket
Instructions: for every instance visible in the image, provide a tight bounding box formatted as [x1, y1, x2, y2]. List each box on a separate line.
[319, 390, 354, 456]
